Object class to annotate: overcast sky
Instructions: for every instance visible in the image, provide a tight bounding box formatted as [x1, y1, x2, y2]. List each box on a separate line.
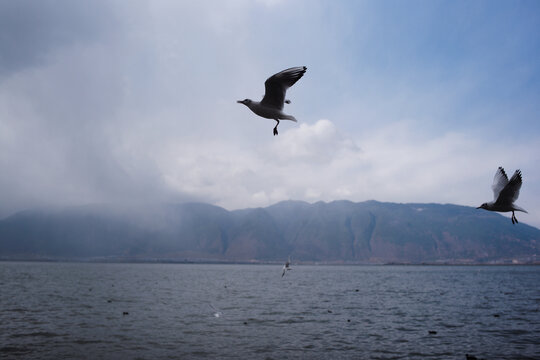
[1, 0, 539, 226]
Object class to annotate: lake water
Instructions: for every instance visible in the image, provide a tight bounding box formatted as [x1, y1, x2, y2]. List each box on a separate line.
[1, 262, 539, 359]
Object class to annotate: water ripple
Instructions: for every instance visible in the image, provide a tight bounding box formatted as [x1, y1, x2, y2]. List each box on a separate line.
[1, 262, 539, 359]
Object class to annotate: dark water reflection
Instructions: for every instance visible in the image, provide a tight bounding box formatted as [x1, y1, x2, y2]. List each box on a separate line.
[1, 262, 539, 359]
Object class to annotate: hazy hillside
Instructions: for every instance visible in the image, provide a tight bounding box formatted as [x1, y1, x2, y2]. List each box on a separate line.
[0, 201, 538, 264]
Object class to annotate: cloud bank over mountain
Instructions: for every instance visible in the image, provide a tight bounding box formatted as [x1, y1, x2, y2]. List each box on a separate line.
[1, 1, 539, 227]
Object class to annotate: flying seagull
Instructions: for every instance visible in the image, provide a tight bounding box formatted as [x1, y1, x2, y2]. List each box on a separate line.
[281, 257, 291, 277]
[477, 167, 527, 224]
[237, 66, 307, 136]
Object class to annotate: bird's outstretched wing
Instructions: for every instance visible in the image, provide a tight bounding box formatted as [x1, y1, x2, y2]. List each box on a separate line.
[491, 167, 509, 201]
[260, 66, 306, 111]
[496, 170, 523, 205]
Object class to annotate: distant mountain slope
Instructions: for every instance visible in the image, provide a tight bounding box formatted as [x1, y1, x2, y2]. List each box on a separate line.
[0, 201, 538, 263]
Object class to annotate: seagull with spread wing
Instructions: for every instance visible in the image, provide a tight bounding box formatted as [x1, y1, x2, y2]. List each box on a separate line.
[237, 66, 307, 136]
[477, 167, 527, 224]
[281, 256, 291, 277]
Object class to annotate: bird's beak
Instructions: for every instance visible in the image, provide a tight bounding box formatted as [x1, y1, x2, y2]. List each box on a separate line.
[236, 100, 243, 104]
[476, 206, 481, 209]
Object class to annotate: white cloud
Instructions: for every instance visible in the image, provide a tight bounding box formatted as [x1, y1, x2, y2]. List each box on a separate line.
[268, 119, 361, 164]
[153, 119, 361, 209]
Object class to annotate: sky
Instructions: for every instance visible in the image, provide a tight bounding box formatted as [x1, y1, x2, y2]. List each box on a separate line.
[1, 0, 539, 227]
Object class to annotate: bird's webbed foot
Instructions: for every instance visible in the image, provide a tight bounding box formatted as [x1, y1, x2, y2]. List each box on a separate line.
[273, 119, 279, 136]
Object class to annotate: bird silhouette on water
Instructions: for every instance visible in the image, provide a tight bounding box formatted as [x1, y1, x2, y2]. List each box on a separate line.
[477, 167, 527, 224]
[238, 66, 307, 136]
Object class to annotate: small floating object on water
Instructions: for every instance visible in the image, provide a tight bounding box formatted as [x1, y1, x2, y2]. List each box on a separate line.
[428, 330, 437, 335]
[347, 319, 351, 322]
[122, 312, 129, 315]
[327, 310, 333, 313]
[209, 304, 223, 318]
[355, 289, 359, 292]
[493, 314, 500, 318]
[107, 300, 112, 303]
[243, 321, 248, 325]
[466, 354, 483, 360]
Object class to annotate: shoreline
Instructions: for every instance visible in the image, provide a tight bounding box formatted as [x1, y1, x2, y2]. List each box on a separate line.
[1, 257, 538, 266]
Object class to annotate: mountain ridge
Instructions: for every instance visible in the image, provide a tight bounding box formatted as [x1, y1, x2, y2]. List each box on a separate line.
[0, 200, 538, 264]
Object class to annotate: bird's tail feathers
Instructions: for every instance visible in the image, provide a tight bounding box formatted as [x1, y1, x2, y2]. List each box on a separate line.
[281, 114, 297, 122]
[514, 205, 528, 213]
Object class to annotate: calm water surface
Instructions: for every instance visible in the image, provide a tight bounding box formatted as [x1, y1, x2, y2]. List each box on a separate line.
[1, 262, 539, 359]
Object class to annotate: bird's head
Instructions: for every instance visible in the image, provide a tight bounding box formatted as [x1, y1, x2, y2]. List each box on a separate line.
[477, 203, 488, 210]
[237, 99, 252, 106]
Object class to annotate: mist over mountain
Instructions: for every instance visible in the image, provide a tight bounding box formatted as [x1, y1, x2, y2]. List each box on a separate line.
[0, 200, 538, 264]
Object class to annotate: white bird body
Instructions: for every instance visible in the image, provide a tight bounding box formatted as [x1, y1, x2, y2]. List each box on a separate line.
[239, 100, 297, 122]
[477, 167, 527, 224]
[481, 202, 527, 214]
[238, 66, 306, 136]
